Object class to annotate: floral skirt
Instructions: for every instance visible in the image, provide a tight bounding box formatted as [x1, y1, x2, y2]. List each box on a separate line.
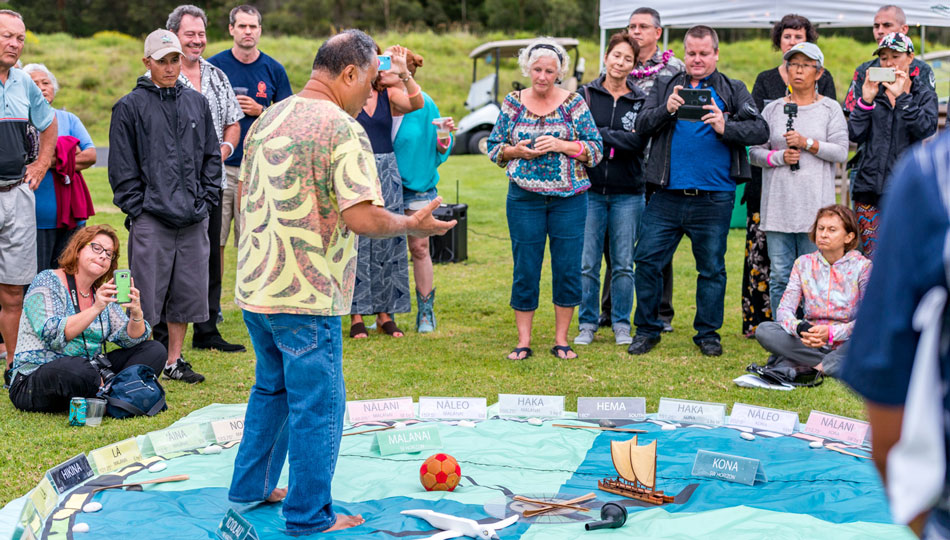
[742, 211, 771, 336]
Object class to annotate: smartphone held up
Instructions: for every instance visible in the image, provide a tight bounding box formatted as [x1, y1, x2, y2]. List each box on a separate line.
[114, 269, 131, 304]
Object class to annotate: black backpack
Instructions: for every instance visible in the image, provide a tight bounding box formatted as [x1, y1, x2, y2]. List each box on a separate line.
[100, 364, 167, 419]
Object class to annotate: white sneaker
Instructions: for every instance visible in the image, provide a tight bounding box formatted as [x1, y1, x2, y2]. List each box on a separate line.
[574, 329, 595, 345]
[614, 327, 633, 345]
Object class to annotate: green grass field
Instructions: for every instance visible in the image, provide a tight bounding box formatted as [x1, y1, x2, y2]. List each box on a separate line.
[0, 155, 866, 507]
[19, 30, 935, 145]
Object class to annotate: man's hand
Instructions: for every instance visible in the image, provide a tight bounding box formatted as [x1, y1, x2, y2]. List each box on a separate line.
[861, 77, 880, 106]
[800, 325, 830, 348]
[220, 144, 232, 161]
[702, 99, 726, 135]
[236, 95, 264, 117]
[666, 85, 684, 114]
[407, 197, 456, 238]
[25, 159, 51, 190]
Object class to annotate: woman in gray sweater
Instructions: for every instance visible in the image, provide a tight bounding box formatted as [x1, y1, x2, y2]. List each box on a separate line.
[749, 42, 849, 311]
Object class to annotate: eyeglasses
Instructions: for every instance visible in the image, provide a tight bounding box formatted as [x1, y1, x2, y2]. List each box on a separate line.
[786, 62, 818, 71]
[87, 242, 116, 260]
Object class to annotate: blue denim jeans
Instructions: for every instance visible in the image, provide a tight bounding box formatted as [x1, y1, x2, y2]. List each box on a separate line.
[506, 183, 587, 311]
[765, 231, 816, 311]
[229, 311, 344, 535]
[579, 192, 645, 331]
[634, 189, 734, 343]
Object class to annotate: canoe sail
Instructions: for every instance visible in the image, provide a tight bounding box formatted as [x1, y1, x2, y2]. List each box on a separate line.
[629, 439, 657, 489]
[609, 437, 638, 484]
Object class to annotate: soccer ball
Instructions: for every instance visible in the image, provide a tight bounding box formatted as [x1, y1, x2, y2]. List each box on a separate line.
[420, 453, 461, 491]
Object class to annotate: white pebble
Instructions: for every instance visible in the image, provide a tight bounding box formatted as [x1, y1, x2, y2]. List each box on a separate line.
[202, 445, 223, 455]
[148, 462, 167, 473]
[72, 523, 90, 533]
[740, 432, 755, 441]
[527, 418, 543, 426]
[809, 441, 823, 449]
[82, 502, 102, 513]
[457, 420, 476, 428]
[393, 421, 407, 429]
[660, 424, 676, 431]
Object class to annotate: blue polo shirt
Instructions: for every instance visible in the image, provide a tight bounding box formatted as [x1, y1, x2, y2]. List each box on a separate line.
[35, 109, 94, 229]
[668, 79, 733, 191]
[0, 68, 55, 183]
[206, 49, 292, 167]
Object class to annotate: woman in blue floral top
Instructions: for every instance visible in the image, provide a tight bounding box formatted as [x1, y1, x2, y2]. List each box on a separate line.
[487, 38, 603, 360]
[8, 225, 167, 412]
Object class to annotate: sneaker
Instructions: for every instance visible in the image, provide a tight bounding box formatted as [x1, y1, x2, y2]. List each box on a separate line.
[661, 321, 674, 333]
[163, 357, 205, 383]
[614, 327, 633, 346]
[627, 334, 661, 355]
[697, 339, 723, 357]
[574, 328, 595, 345]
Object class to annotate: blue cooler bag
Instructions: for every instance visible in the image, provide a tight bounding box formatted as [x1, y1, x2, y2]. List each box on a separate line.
[101, 364, 167, 419]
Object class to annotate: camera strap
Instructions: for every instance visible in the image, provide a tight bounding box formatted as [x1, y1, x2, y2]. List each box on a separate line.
[65, 273, 106, 359]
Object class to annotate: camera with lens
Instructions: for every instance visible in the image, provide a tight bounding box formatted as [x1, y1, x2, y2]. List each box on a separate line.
[783, 103, 798, 116]
[89, 353, 116, 385]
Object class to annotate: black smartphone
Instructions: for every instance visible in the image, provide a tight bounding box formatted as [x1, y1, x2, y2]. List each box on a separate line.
[678, 88, 713, 122]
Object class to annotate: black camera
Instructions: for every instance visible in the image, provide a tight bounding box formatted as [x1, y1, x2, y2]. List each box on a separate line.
[89, 353, 116, 385]
[783, 103, 798, 116]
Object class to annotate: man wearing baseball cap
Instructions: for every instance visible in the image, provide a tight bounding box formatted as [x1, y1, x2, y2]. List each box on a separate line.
[108, 29, 222, 384]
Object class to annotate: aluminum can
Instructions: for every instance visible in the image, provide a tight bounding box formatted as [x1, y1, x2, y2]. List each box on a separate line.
[69, 397, 87, 426]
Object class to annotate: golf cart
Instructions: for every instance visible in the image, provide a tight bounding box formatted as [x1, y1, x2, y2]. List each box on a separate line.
[454, 37, 586, 155]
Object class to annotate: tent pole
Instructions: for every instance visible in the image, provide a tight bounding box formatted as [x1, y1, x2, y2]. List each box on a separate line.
[921, 25, 926, 55]
[663, 27, 668, 50]
[599, 28, 606, 75]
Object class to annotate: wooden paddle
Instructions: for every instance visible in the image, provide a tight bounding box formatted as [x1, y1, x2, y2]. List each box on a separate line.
[515, 492, 596, 517]
[91, 474, 189, 494]
[342, 426, 395, 437]
[552, 424, 645, 434]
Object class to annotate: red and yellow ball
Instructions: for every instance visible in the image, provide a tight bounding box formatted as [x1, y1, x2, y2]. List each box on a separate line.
[420, 453, 461, 491]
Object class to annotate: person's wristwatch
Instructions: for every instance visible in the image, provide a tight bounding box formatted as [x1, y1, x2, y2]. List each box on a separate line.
[805, 138, 815, 151]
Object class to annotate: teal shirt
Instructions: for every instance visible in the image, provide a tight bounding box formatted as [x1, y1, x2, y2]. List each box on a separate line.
[392, 92, 451, 193]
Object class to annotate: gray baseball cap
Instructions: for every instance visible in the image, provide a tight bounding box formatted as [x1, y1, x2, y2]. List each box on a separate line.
[144, 29, 183, 60]
[783, 42, 824, 69]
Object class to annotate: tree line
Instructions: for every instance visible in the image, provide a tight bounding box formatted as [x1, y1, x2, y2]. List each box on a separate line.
[4, 0, 599, 39]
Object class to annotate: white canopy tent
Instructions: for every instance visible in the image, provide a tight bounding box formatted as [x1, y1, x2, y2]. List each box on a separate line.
[598, 0, 950, 70]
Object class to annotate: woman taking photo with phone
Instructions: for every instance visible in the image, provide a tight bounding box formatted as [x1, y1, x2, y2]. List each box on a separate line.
[487, 37, 603, 360]
[749, 42, 848, 313]
[849, 32, 938, 258]
[8, 225, 166, 412]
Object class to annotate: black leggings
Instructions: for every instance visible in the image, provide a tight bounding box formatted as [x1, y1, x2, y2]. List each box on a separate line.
[8, 340, 167, 412]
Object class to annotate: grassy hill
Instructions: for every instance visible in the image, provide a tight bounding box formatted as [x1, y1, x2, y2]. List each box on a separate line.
[19, 31, 929, 145]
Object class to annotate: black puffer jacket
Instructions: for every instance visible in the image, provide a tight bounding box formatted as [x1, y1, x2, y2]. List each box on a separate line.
[108, 76, 221, 228]
[579, 75, 648, 195]
[848, 75, 938, 206]
[635, 70, 768, 187]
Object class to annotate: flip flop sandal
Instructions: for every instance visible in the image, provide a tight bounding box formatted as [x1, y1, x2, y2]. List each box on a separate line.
[550, 345, 577, 359]
[349, 322, 368, 338]
[507, 347, 533, 360]
[379, 320, 404, 337]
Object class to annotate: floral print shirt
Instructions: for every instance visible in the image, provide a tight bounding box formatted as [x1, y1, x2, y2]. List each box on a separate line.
[235, 96, 384, 316]
[12, 270, 150, 377]
[777, 250, 872, 347]
[487, 91, 603, 197]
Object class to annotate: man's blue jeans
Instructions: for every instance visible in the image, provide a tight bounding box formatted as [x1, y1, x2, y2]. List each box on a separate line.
[634, 189, 734, 343]
[506, 183, 587, 311]
[765, 231, 816, 312]
[229, 311, 344, 536]
[579, 192, 645, 332]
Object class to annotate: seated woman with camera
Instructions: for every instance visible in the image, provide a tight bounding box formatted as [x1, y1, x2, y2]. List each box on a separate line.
[752, 205, 871, 380]
[8, 225, 166, 412]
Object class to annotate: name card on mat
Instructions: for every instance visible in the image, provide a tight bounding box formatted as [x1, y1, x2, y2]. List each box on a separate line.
[216, 508, 258, 540]
[577, 397, 646, 420]
[803, 411, 869, 445]
[347, 397, 415, 423]
[47, 453, 94, 494]
[657, 398, 726, 426]
[212, 417, 246, 443]
[418, 397, 487, 420]
[498, 394, 565, 418]
[377, 425, 443, 456]
[728, 403, 798, 435]
[692, 450, 767, 486]
[149, 424, 206, 455]
[89, 438, 143, 474]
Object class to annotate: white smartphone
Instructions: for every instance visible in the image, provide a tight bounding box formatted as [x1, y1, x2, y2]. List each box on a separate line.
[867, 67, 896, 83]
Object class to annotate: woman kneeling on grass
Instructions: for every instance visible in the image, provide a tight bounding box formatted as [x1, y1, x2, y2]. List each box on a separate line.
[8, 225, 166, 412]
[752, 205, 871, 380]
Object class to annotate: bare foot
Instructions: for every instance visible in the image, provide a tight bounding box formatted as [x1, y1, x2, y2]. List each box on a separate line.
[322, 514, 364, 532]
[266, 487, 287, 503]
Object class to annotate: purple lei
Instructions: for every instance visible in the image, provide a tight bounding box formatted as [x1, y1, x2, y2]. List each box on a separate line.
[630, 49, 675, 79]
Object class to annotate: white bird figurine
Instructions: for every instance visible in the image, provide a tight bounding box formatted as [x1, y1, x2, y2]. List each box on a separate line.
[400, 509, 519, 540]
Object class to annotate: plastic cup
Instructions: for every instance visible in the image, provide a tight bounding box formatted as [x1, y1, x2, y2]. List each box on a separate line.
[433, 117, 452, 146]
[232, 87, 248, 96]
[85, 398, 107, 427]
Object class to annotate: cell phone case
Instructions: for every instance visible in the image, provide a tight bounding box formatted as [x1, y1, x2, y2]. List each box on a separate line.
[678, 89, 712, 122]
